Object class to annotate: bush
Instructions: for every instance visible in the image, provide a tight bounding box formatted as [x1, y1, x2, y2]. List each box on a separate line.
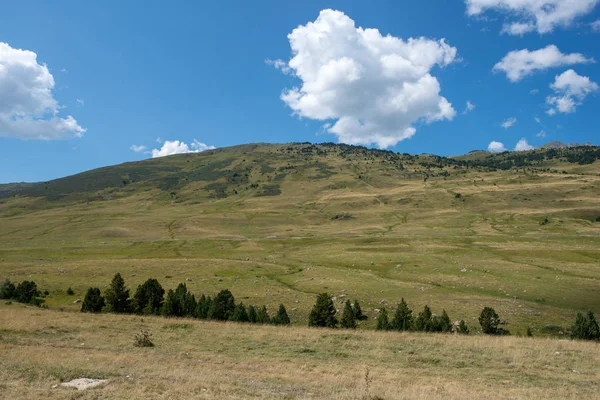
[526, 327, 533, 337]
[134, 330, 154, 347]
[340, 300, 357, 329]
[0, 279, 15, 300]
[195, 294, 211, 319]
[230, 302, 249, 322]
[479, 307, 500, 334]
[81, 287, 105, 313]
[256, 305, 271, 324]
[66, 287, 75, 296]
[376, 307, 390, 331]
[413, 305, 433, 332]
[15, 281, 42, 305]
[457, 320, 470, 335]
[133, 278, 165, 315]
[208, 289, 235, 320]
[431, 310, 452, 333]
[570, 311, 600, 341]
[308, 293, 338, 328]
[247, 305, 258, 323]
[391, 298, 412, 331]
[352, 300, 366, 320]
[104, 273, 132, 313]
[272, 304, 291, 325]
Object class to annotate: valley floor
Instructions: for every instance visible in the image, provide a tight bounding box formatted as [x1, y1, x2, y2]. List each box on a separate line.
[0, 304, 598, 399]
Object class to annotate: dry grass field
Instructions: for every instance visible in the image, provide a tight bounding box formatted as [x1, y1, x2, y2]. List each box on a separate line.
[1, 303, 599, 399]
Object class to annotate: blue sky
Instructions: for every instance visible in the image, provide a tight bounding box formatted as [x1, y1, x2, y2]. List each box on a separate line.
[1, 0, 599, 183]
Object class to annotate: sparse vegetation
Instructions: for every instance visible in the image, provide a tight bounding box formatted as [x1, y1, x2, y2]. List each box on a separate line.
[133, 330, 154, 347]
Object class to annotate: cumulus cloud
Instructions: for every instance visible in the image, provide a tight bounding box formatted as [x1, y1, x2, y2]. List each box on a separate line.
[464, 101, 476, 114]
[130, 144, 147, 153]
[514, 138, 535, 151]
[273, 9, 457, 149]
[488, 141, 507, 152]
[0, 42, 86, 140]
[493, 45, 594, 82]
[465, 0, 599, 34]
[593, 20, 600, 31]
[265, 58, 292, 75]
[501, 117, 517, 128]
[546, 69, 599, 114]
[151, 139, 215, 158]
[536, 130, 546, 138]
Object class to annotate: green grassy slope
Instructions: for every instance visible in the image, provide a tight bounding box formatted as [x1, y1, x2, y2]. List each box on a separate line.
[1, 142, 599, 334]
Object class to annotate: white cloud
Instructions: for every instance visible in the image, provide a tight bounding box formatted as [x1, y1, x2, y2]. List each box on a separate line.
[0, 42, 86, 139]
[76, 98, 84, 106]
[530, 89, 539, 95]
[466, 0, 599, 34]
[593, 19, 600, 31]
[464, 101, 476, 114]
[493, 45, 594, 82]
[265, 58, 292, 75]
[501, 117, 517, 129]
[151, 139, 216, 158]
[273, 9, 457, 149]
[60, 68, 67, 73]
[536, 130, 546, 138]
[534, 116, 540, 123]
[130, 144, 147, 153]
[156, 137, 162, 143]
[514, 138, 535, 151]
[488, 141, 507, 152]
[546, 69, 599, 114]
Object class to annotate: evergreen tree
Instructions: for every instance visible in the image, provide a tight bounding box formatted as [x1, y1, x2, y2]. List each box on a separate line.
[162, 289, 180, 317]
[526, 327, 533, 337]
[256, 305, 270, 324]
[479, 307, 500, 334]
[376, 307, 390, 331]
[340, 300, 357, 329]
[183, 292, 197, 317]
[195, 294, 209, 319]
[14, 281, 41, 304]
[431, 310, 452, 333]
[570, 311, 600, 341]
[391, 298, 412, 331]
[272, 304, 290, 325]
[104, 273, 132, 313]
[457, 320, 470, 335]
[81, 287, 105, 313]
[209, 289, 235, 320]
[133, 278, 164, 315]
[0, 279, 15, 299]
[247, 305, 258, 323]
[352, 299, 366, 320]
[231, 302, 249, 322]
[308, 293, 338, 328]
[414, 305, 433, 332]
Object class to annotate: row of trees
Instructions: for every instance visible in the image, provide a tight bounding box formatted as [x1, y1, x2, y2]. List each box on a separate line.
[0, 279, 43, 306]
[81, 273, 290, 325]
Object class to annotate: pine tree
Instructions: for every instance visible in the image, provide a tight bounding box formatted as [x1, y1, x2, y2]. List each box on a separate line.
[104, 273, 132, 313]
[247, 305, 258, 323]
[81, 287, 105, 313]
[195, 294, 208, 319]
[272, 304, 291, 325]
[133, 278, 164, 315]
[376, 307, 390, 331]
[340, 300, 357, 329]
[256, 305, 270, 324]
[183, 292, 197, 317]
[162, 289, 180, 317]
[352, 299, 366, 320]
[0, 279, 15, 299]
[571, 311, 600, 341]
[431, 310, 452, 333]
[479, 307, 500, 334]
[391, 298, 412, 331]
[414, 305, 433, 332]
[308, 293, 338, 328]
[457, 320, 470, 335]
[14, 281, 41, 304]
[231, 302, 249, 322]
[526, 327, 533, 337]
[208, 289, 235, 320]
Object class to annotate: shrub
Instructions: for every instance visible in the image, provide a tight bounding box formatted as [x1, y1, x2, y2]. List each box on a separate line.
[413, 305, 433, 332]
[66, 287, 75, 296]
[195, 294, 210, 319]
[104, 273, 132, 313]
[376, 307, 390, 331]
[247, 305, 258, 323]
[340, 300, 357, 329]
[256, 305, 271, 324]
[570, 311, 600, 341]
[208, 289, 235, 320]
[391, 298, 412, 331]
[81, 287, 105, 313]
[15, 281, 42, 305]
[0, 279, 15, 299]
[457, 320, 470, 335]
[431, 310, 452, 333]
[133, 278, 165, 315]
[230, 302, 249, 322]
[272, 304, 291, 325]
[308, 293, 338, 328]
[162, 289, 179, 317]
[134, 330, 154, 347]
[479, 307, 500, 334]
[352, 300, 366, 320]
[526, 327, 533, 337]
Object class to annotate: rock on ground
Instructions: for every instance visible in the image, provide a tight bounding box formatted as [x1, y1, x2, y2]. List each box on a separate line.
[60, 378, 107, 390]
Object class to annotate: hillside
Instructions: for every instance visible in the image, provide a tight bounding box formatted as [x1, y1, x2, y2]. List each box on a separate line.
[1, 142, 599, 335]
